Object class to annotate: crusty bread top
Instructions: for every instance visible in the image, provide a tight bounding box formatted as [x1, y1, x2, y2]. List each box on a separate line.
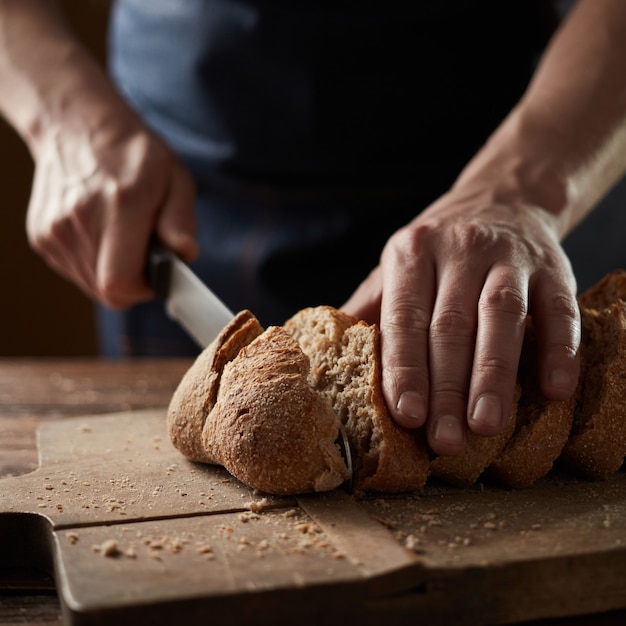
[285, 306, 430, 493]
[201, 325, 350, 494]
[167, 310, 263, 462]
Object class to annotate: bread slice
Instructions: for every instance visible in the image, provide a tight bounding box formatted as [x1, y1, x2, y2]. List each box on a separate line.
[201, 325, 350, 494]
[560, 302, 626, 479]
[488, 318, 576, 489]
[284, 306, 430, 493]
[429, 383, 520, 487]
[167, 310, 264, 462]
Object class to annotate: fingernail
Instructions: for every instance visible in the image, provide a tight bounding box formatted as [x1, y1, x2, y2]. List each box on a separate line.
[470, 394, 503, 432]
[549, 368, 572, 391]
[432, 414, 463, 447]
[396, 391, 426, 425]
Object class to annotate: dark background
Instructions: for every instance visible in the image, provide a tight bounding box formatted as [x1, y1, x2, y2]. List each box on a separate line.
[1, 0, 625, 357]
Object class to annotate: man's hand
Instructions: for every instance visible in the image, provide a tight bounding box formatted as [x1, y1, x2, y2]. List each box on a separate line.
[343, 190, 581, 457]
[0, 0, 198, 309]
[26, 115, 198, 309]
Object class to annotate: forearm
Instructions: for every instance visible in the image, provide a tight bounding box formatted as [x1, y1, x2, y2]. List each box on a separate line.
[0, 0, 126, 156]
[454, 0, 626, 238]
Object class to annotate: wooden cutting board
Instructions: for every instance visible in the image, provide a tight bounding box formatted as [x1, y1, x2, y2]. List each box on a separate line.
[2, 409, 626, 626]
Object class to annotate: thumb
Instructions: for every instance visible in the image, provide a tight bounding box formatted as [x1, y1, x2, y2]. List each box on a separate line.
[156, 166, 199, 262]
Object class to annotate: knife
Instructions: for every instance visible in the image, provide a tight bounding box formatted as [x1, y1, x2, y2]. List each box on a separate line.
[147, 242, 235, 348]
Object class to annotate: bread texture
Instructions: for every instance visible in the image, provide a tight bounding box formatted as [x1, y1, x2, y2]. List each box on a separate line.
[578, 268, 626, 310]
[488, 319, 576, 489]
[201, 325, 350, 494]
[285, 306, 430, 493]
[560, 302, 626, 479]
[167, 310, 264, 463]
[430, 383, 520, 487]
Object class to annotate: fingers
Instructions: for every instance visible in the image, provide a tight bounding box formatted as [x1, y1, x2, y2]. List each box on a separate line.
[377, 214, 579, 459]
[530, 272, 581, 400]
[97, 161, 198, 309]
[468, 265, 528, 437]
[426, 263, 483, 455]
[379, 226, 434, 432]
[155, 165, 199, 263]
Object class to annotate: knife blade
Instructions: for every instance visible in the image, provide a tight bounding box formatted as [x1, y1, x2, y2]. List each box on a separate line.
[147, 242, 234, 349]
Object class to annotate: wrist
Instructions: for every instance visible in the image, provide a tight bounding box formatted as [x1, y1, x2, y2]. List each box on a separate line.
[452, 108, 574, 234]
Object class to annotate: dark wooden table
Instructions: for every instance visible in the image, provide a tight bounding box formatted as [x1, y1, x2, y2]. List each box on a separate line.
[0, 358, 191, 626]
[1, 358, 625, 626]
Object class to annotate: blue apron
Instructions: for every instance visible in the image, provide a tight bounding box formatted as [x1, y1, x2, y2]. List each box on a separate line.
[100, 0, 551, 356]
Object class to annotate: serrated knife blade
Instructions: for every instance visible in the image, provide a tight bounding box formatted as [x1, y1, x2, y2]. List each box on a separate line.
[147, 243, 234, 349]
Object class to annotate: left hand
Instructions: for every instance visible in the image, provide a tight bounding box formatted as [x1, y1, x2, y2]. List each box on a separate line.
[342, 185, 581, 457]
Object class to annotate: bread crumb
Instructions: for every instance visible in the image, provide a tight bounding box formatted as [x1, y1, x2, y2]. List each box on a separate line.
[94, 539, 121, 558]
[197, 544, 213, 554]
[294, 522, 320, 535]
[404, 534, 421, 551]
[245, 498, 269, 512]
[65, 532, 79, 545]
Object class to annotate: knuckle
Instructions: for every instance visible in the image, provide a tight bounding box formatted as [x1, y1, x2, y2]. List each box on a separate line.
[450, 221, 495, 252]
[384, 302, 431, 334]
[474, 354, 517, 378]
[430, 306, 475, 339]
[548, 292, 579, 319]
[384, 222, 435, 262]
[479, 285, 527, 320]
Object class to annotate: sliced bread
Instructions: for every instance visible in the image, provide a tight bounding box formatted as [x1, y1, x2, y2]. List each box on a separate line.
[560, 302, 626, 479]
[488, 318, 576, 488]
[284, 306, 430, 494]
[429, 383, 520, 487]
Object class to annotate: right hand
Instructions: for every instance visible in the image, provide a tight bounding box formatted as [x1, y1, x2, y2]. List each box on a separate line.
[25, 104, 198, 309]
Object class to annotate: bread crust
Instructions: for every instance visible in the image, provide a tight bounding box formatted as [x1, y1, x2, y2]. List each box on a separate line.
[560, 303, 626, 479]
[489, 389, 576, 489]
[487, 318, 576, 489]
[201, 325, 350, 494]
[167, 310, 264, 462]
[578, 268, 626, 310]
[430, 384, 520, 487]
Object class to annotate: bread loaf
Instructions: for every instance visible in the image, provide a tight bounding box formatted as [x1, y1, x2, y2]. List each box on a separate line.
[166, 269, 626, 495]
[168, 305, 429, 495]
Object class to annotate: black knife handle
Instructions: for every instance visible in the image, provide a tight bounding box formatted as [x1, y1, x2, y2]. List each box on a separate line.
[146, 240, 172, 300]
